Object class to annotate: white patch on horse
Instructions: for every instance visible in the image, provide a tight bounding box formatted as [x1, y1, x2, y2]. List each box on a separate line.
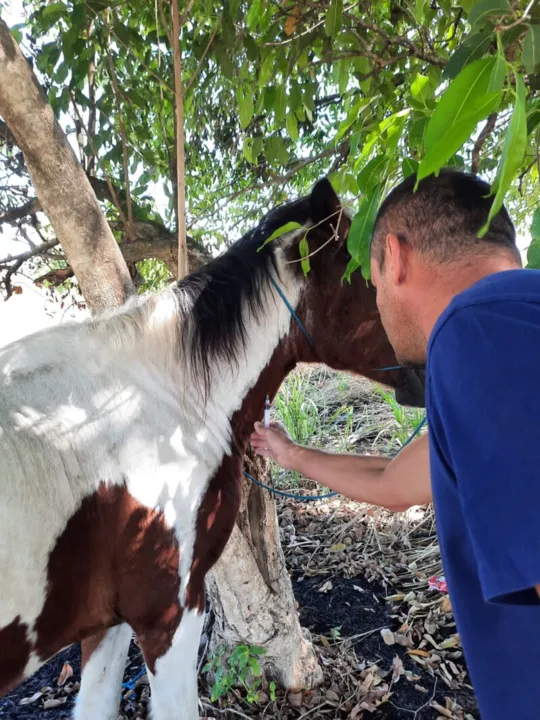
[149, 608, 205, 720]
[22, 651, 42, 682]
[74, 624, 133, 720]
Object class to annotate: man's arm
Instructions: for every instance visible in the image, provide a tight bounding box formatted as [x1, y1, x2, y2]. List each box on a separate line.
[250, 422, 431, 511]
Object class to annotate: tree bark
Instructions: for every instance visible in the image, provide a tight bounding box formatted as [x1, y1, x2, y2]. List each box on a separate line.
[171, 0, 189, 279]
[0, 18, 133, 312]
[207, 450, 323, 690]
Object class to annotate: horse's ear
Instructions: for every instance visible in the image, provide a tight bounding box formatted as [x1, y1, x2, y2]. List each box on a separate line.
[309, 178, 349, 244]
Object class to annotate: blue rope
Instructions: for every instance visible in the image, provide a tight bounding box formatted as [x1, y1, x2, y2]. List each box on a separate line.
[244, 415, 427, 502]
[122, 666, 146, 692]
[244, 471, 338, 500]
[270, 276, 314, 349]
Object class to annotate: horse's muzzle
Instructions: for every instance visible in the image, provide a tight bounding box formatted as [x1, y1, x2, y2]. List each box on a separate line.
[395, 367, 426, 408]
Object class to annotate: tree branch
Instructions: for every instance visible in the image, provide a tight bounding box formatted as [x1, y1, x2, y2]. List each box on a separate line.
[0, 197, 40, 223]
[354, 19, 446, 68]
[0, 215, 210, 296]
[471, 113, 498, 174]
[105, 11, 134, 239]
[184, 13, 221, 96]
[171, 0, 188, 279]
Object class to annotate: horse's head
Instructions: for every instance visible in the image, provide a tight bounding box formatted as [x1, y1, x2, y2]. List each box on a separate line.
[259, 178, 425, 408]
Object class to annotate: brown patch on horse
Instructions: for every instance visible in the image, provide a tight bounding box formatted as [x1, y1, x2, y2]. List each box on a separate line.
[34, 482, 181, 675]
[186, 344, 294, 610]
[185, 454, 243, 611]
[0, 617, 32, 695]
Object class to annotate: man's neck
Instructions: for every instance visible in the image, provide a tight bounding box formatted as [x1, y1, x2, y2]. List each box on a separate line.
[417, 254, 521, 343]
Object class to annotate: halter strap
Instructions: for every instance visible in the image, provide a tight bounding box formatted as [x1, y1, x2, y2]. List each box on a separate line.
[270, 275, 405, 372]
[270, 276, 315, 350]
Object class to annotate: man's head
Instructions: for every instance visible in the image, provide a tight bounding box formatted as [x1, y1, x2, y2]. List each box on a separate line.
[370, 169, 521, 366]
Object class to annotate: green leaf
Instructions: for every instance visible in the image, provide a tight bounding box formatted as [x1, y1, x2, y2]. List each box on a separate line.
[337, 59, 349, 95]
[258, 221, 305, 250]
[42, 2, 66, 24]
[267, 135, 288, 165]
[237, 89, 254, 129]
[286, 112, 299, 142]
[402, 157, 419, 178]
[249, 657, 263, 676]
[9, 23, 25, 44]
[478, 75, 527, 237]
[275, 85, 287, 123]
[55, 61, 69, 84]
[243, 138, 254, 164]
[343, 257, 361, 283]
[418, 57, 501, 182]
[249, 646, 267, 656]
[357, 155, 387, 194]
[346, 187, 382, 281]
[415, 0, 427, 23]
[259, 53, 274, 87]
[443, 29, 493, 80]
[325, 0, 343, 37]
[246, 0, 263, 30]
[528, 209, 540, 268]
[411, 73, 431, 103]
[213, 40, 234, 79]
[487, 51, 506, 92]
[468, 0, 510, 29]
[527, 239, 540, 268]
[299, 234, 310, 276]
[461, 0, 477, 11]
[524, 25, 540, 75]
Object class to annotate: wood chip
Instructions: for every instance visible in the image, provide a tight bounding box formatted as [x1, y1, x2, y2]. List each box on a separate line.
[380, 628, 395, 645]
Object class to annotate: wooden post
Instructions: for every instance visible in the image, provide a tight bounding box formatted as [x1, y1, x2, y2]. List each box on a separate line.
[171, 0, 189, 279]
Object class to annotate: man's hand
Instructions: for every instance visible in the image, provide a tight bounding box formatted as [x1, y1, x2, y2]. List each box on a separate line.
[250, 421, 298, 469]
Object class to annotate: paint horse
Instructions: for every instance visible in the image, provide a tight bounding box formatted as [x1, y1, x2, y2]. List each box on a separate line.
[0, 178, 424, 719]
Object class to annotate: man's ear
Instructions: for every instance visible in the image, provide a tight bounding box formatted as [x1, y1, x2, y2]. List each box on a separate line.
[309, 177, 349, 245]
[386, 233, 407, 285]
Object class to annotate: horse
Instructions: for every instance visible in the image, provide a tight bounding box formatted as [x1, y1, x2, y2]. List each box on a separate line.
[0, 177, 425, 719]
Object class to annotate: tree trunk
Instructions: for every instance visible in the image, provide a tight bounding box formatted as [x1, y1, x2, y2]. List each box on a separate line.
[0, 18, 133, 312]
[207, 450, 323, 690]
[0, 21, 320, 694]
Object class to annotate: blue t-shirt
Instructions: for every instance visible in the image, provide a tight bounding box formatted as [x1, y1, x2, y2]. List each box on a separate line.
[427, 268, 540, 719]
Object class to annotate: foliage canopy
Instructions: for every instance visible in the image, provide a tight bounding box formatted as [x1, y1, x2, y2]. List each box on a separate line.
[0, 0, 539, 292]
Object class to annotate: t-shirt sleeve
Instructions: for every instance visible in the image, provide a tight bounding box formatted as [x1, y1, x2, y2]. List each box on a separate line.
[430, 302, 540, 606]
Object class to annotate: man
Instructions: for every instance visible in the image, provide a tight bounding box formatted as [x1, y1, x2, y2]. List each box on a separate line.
[251, 169, 540, 720]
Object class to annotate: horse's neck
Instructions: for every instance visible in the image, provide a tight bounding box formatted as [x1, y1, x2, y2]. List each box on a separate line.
[191, 274, 301, 458]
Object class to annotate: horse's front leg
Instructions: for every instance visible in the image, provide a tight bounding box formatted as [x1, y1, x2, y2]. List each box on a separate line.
[74, 623, 133, 720]
[135, 602, 205, 720]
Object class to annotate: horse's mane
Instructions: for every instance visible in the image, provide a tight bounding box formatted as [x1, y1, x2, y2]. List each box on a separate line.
[173, 194, 312, 394]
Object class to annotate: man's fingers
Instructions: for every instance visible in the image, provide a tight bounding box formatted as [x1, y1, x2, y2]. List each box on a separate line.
[252, 447, 274, 458]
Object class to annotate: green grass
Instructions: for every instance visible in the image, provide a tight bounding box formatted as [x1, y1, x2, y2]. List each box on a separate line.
[274, 371, 323, 446]
[268, 367, 426, 492]
[374, 386, 426, 449]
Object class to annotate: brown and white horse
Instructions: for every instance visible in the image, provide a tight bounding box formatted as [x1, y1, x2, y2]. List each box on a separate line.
[0, 178, 424, 719]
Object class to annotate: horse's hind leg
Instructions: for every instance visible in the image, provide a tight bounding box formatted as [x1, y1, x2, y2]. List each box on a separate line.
[137, 606, 205, 720]
[74, 623, 133, 720]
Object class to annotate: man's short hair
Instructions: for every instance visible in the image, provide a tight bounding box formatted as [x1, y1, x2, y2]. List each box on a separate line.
[371, 169, 520, 266]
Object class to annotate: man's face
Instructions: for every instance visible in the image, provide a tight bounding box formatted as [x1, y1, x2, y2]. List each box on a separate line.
[370, 241, 427, 366]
